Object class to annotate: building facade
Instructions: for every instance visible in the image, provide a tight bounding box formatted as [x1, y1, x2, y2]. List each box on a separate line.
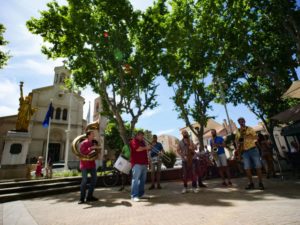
[0, 65, 86, 166]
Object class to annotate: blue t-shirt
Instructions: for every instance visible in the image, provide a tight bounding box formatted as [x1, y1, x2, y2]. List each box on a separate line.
[210, 136, 225, 155]
[150, 142, 163, 157]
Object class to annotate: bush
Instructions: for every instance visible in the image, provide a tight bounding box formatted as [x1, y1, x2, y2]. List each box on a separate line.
[162, 151, 177, 168]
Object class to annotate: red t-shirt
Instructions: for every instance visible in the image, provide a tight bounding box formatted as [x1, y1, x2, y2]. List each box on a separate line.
[80, 139, 96, 170]
[130, 138, 148, 167]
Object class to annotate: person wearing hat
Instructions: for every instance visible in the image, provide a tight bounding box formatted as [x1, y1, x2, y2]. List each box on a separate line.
[235, 117, 264, 190]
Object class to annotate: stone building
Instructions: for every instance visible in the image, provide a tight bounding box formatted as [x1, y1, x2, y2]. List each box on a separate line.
[0, 65, 86, 166]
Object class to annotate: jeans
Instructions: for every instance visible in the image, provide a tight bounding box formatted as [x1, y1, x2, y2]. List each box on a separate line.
[131, 164, 147, 198]
[242, 147, 262, 170]
[80, 168, 97, 200]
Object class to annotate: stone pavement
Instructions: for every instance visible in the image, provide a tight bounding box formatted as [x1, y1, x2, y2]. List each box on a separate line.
[1, 177, 300, 225]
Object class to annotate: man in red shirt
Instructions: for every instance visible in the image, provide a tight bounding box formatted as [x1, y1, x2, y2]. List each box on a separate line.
[130, 131, 151, 202]
[78, 130, 99, 204]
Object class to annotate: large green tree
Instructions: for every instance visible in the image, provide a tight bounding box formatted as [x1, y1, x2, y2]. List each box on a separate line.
[27, 0, 167, 144]
[160, 0, 216, 150]
[0, 24, 10, 69]
[193, 0, 299, 134]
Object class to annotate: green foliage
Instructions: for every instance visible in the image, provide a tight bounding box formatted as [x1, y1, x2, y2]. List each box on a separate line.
[162, 151, 176, 168]
[53, 170, 80, 177]
[104, 120, 152, 152]
[160, 0, 216, 151]
[0, 24, 10, 69]
[26, 0, 166, 144]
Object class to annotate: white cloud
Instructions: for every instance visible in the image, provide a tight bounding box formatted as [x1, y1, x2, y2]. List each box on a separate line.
[0, 79, 19, 116]
[156, 129, 175, 136]
[8, 58, 64, 76]
[141, 107, 162, 118]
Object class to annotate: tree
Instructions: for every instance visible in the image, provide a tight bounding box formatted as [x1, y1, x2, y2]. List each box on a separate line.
[104, 120, 152, 153]
[0, 23, 10, 69]
[161, 0, 216, 150]
[192, 0, 299, 135]
[27, 0, 167, 144]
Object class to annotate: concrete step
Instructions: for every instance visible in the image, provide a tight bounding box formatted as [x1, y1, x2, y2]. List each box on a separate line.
[0, 185, 80, 203]
[0, 176, 82, 188]
[0, 180, 80, 195]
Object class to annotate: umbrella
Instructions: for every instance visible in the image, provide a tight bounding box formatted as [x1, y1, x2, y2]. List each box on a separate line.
[282, 80, 300, 99]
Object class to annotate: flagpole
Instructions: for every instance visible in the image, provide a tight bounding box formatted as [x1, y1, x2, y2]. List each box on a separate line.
[44, 117, 51, 171]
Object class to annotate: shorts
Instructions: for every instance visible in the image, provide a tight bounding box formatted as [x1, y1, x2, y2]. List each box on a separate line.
[150, 157, 162, 173]
[215, 153, 228, 167]
[242, 147, 262, 170]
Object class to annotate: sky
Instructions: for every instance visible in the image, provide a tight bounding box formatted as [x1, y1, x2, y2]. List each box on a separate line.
[0, 0, 299, 139]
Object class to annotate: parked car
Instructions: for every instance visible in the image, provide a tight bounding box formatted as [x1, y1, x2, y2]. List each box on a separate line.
[174, 158, 182, 168]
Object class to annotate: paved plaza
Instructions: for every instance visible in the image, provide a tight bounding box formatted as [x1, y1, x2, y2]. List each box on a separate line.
[1, 177, 300, 225]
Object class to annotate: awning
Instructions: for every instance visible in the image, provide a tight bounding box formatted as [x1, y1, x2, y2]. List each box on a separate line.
[282, 80, 300, 99]
[281, 121, 300, 136]
[271, 104, 300, 123]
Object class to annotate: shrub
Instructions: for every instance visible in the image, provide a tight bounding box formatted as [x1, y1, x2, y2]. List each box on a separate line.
[162, 151, 177, 168]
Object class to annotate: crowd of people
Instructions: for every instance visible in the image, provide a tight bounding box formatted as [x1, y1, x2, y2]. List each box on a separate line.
[72, 117, 300, 203]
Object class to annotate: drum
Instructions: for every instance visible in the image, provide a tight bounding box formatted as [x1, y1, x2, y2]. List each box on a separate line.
[114, 155, 131, 174]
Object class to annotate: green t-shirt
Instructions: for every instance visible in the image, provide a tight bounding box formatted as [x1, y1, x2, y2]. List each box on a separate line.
[122, 144, 130, 159]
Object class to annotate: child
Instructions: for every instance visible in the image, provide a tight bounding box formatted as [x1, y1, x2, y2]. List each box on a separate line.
[35, 156, 43, 178]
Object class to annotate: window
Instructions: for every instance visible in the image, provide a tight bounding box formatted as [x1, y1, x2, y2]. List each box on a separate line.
[10, 144, 22, 154]
[62, 109, 68, 120]
[55, 108, 61, 120]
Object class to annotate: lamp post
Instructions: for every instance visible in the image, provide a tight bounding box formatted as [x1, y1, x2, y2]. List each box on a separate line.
[64, 81, 73, 171]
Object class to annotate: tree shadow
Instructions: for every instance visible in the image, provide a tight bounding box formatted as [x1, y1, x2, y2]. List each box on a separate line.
[39, 177, 300, 208]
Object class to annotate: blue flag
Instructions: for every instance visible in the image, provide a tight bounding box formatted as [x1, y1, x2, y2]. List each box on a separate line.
[43, 102, 53, 128]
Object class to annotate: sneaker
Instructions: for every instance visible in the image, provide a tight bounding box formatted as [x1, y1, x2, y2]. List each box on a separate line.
[86, 196, 98, 202]
[228, 181, 232, 186]
[198, 183, 207, 188]
[132, 197, 140, 202]
[181, 188, 187, 194]
[157, 184, 162, 189]
[193, 187, 200, 193]
[258, 182, 265, 190]
[245, 183, 255, 190]
[222, 181, 228, 187]
[78, 199, 85, 204]
[148, 185, 155, 190]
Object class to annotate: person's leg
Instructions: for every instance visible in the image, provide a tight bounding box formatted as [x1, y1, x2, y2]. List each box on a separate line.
[87, 168, 97, 200]
[156, 161, 162, 188]
[242, 151, 254, 189]
[182, 161, 188, 193]
[251, 149, 264, 188]
[131, 164, 142, 198]
[266, 153, 275, 176]
[138, 165, 148, 197]
[219, 155, 232, 184]
[80, 169, 88, 201]
[149, 162, 155, 189]
[215, 157, 226, 184]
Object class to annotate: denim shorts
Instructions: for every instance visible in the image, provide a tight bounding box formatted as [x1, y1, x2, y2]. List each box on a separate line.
[242, 147, 262, 170]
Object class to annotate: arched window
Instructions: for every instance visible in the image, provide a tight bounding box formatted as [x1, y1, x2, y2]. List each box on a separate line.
[62, 108, 68, 120]
[55, 108, 61, 120]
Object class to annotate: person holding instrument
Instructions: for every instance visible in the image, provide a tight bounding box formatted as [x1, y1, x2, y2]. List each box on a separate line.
[130, 131, 151, 202]
[177, 130, 198, 194]
[235, 117, 264, 190]
[148, 135, 165, 190]
[78, 130, 100, 204]
[210, 129, 232, 187]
